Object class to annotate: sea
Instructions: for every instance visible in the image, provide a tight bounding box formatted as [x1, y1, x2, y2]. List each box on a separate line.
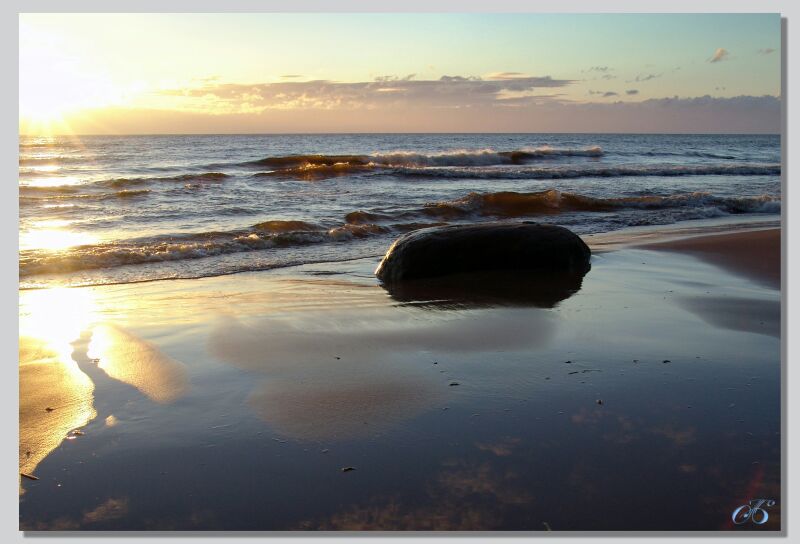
[19, 133, 781, 288]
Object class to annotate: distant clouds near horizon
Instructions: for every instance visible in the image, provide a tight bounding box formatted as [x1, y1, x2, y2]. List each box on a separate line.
[19, 13, 781, 134]
[55, 94, 781, 135]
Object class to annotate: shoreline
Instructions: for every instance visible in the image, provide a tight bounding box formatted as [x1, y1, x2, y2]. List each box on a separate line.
[18, 215, 781, 292]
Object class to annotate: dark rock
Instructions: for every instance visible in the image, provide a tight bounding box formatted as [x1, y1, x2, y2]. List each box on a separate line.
[376, 222, 591, 283]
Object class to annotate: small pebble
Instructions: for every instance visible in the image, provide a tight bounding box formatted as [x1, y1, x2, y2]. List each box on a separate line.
[663, 360, 671, 364]
[341, 467, 356, 473]
[449, 382, 460, 386]
[596, 399, 603, 405]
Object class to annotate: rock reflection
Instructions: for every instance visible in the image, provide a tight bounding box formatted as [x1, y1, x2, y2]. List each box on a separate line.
[87, 324, 188, 404]
[381, 270, 586, 310]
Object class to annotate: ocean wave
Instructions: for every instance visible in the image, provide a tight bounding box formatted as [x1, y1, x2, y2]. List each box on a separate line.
[19, 187, 151, 202]
[19, 185, 81, 195]
[250, 152, 779, 181]
[345, 189, 781, 223]
[252, 220, 324, 233]
[393, 163, 781, 180]
[246, 146, 604, 175]
[637, 150, 740, 160]
[19, 172, 230, 194]
[419, 190, 781, 219]
[18, 156, 86, 166]
[19, 189, 780, 278]
[20, 219, 347, 277]
[102, 172, 230, 188]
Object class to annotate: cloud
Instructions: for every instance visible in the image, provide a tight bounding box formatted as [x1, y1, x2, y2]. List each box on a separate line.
[280, 74, 303, 79]
[588, 90, 618, 98]
[485, 72, 529, 80]
[583, 66, 611, 73]
[626, 89, 639, 95]
[157, 74, 576, 113]
[758, 48, 776, 55]
[600, 74, 617, 80]
[47, 94, 781, 135]
[631, 73, 662, 82]
[709, 48, 730, 63]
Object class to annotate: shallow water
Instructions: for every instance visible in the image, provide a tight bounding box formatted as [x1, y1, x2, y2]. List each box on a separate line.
[19, 245, 780, 531]
[19, 133, 780, 288]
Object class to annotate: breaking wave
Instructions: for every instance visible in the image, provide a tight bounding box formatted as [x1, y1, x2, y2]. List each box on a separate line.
[415, 189, 781, 220]
[20, 189, 780, 278]
[19, 219, 391, 277]
[246, 147, 605, 179]
[245, 148, 779, 180]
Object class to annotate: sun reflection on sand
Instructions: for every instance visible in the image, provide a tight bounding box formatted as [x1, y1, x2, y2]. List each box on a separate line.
[87, 324, 188, 404]
[19, 286, 189, 486]
[19, 287, 98, 483]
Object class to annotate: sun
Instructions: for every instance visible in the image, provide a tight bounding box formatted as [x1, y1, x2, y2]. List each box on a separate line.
[19, 22, 121, 134]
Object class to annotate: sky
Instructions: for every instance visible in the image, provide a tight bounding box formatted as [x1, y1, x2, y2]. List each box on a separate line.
[19, 13, 782, 134]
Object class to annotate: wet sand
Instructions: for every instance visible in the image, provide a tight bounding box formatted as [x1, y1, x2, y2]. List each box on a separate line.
[19, 222, 781, 531]
[638, 228, 780, 289]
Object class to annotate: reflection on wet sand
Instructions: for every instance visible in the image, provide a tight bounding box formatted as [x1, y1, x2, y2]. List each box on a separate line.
[210, 307, 556, 371]
[306, 457, 533, 530]
[19, 287, 99, 483]
[677, 296, 780, 338]
[87, 324, 189, 404]
[209, 307, 554, 439]
[381, 270, 586, 309]
[248, 378, 436, 440]
[21, 496, 130, 531]
[19, 337, 95, 481]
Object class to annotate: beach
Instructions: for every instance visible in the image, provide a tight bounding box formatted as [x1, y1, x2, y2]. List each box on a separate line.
[19, 222, 781, 531]
[15, 9, 787, 536]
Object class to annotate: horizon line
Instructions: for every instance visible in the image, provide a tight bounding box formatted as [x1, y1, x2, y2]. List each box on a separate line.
[19, 131, 782, 137]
